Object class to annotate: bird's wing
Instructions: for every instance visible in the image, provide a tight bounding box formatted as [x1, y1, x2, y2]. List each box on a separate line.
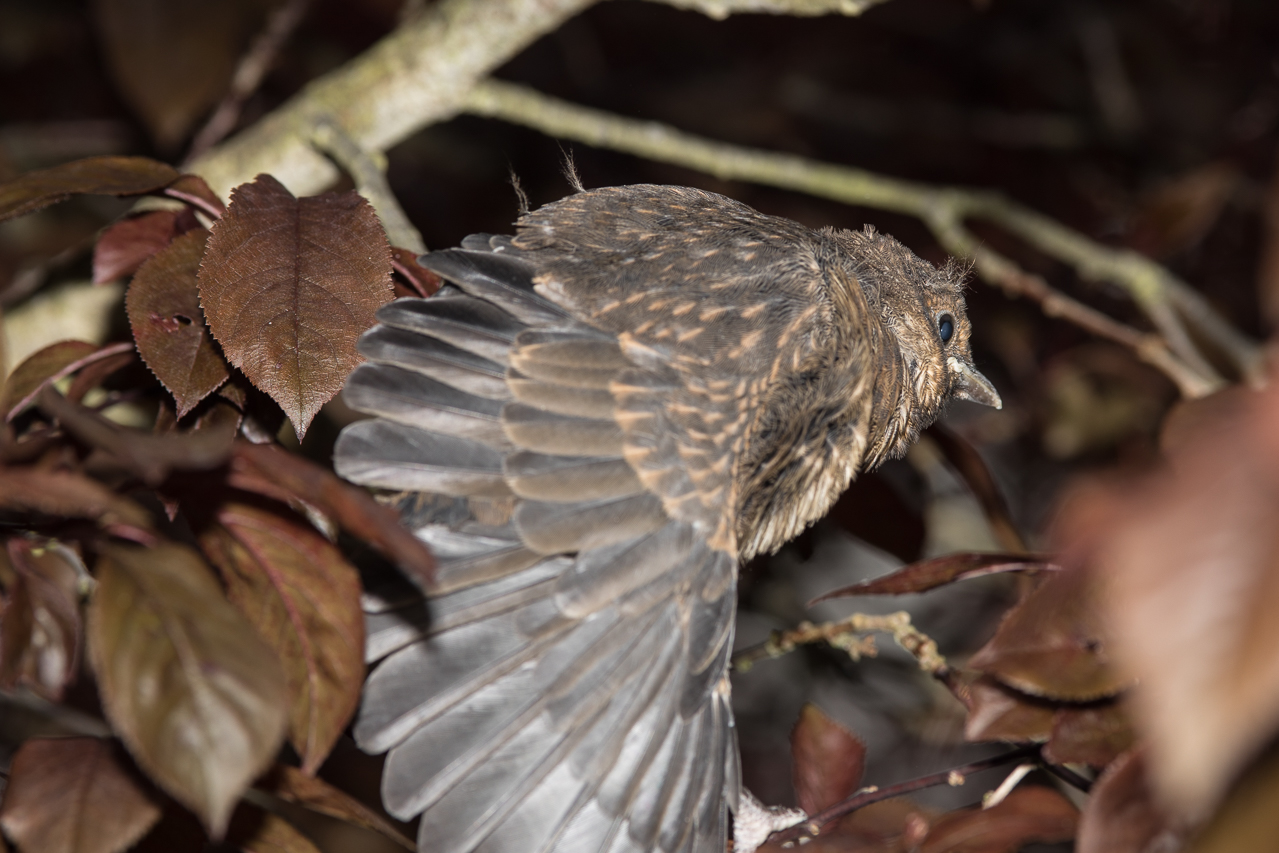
[334, 219, 800, 853]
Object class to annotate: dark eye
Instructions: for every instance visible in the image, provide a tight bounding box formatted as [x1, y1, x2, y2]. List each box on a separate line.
[938, 313, 955, 344]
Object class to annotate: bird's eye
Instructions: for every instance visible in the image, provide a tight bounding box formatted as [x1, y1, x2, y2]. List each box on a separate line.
[938, 313, 955, 344]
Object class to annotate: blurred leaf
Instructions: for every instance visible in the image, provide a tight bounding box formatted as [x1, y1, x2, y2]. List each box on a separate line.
[927, 425, 1025, 552]
[94, 209, 198, 284]
[0, 538, 81, 700]
[199, 501, 364, 774]
[87, 542, 288, 836]
[1045, 703, 1134, 768]
[38, 386, 235, 485]
[0, 467, 152, 529]
[163, 174, 225, 217]
[967, 568, 1128, 702]
[791, 703, 866, 816]
[0, 156, 179, 222]
[1126, 161, 1239, 259]
[821, 471, 925, 564]
[258, 765, 415, 850]
[125, 228, 229, 417]
[0, 737, 162, 853]
[229, 442, 435, 588]
[1062, 383, 1279, 818]
[390, 247, 442, 298]
[812, 552, 1052, 603]
[963, 676, 1055, 744]
[919, 786, 1077, 853]
[1, 340, 98, 421]
[65, 348, 138, 405]
[226, 804, 321, 853]
[198, 175, 393, 438]
[1077, 749, 1184, 853]
[92, 0, 260, 149]
[1189, 742, 1279, 853]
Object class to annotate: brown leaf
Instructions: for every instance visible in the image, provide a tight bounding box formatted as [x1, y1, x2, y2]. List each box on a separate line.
[197, 175, 393, 438]
[812, 553, 1052, 604]
[1045, 703, 1135, 768]
[164, 174, 225, 218]
[963, 676, 1055, 744]
[1126, 161, 1239, 259]
[226, 804, 321, 853]
[65, 349, 139, 406]
[198, 502, 364, 774]
[919, 786, 1077, 853]
[229, 442, 434, 588]
[0, 467, 152, 529]
[1077, 748, 1185, 853]
[0, 156, 179, 222]
[791, 704, 866, 816]
[1061, 382, 1279, 818]
[967, 568, 1128, 702]
[38, 386, 235, 485]
[92, 0, 259, 149]
[390, 247, 442, 298]
[0, 737, 162, 853]
[0, 539, 82, 700]
[94, 209, 198, 284]
[927, 425, 1026, 552]
[1, 340, 99, 421]
[258, 765, 415, 851]
[1188, 743, 1279, 853]
[87, 542, 288, 836]
[126, 229, 229, 416]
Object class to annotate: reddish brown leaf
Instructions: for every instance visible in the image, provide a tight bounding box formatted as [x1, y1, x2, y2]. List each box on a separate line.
[1045, 703, 1135, 768]
[919, 786, 1077, 853]
[229, 442, 434, 588]
[391, 246, 442, 298]
[38, 386, 235, 485]
[967, 568, 1128, 702]
[164, 174, 225, 218]
[813, 553, 1053, 603]
[65, 349, 139, 405]
[198, 502, 364, 774]
[258, 765, 415, 850]
[791, 703, 866, 816]
[94, 209, 198, 284]
[126, 228, 229, 416]
[0, 539, 82, 700]
[1, 340, 98, 421]
[92, 0, 259, 148]
[927, 425, 1026, 552]
[1126, 161, 1239, 259]
[1077, 749, 1184, 853]
[0, 737, 162, 853]
[0, 156, 179, 222]
[1188, 743, 1279, 853]
[0, 467, 152, 529]
[197, 175, 393, 438]
[963, 677, 1055, 744]
[87, 542, 288, 836]
[226, 804, 321, 853]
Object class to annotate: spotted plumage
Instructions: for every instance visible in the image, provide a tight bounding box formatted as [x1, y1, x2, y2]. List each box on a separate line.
[335, 184, 1000, 853]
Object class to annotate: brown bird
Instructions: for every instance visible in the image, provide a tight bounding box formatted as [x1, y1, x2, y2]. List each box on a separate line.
[334, 184, 1000, 853]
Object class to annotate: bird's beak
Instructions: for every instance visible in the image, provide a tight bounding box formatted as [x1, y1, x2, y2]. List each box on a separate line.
[947, 356, 1002, 409]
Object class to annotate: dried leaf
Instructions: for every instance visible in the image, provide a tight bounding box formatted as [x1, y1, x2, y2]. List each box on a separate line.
[1189, 743, 1279, 853]
[1045, 703, 1135, 768]
[821, 471, 925, 564]
[813, 553, 1052, 603]
[0, 539, 82, 700]
[1, 340, 99, 421]
[919, 786, 1077, 853]
[1077, 749, 1184, 853]
[197, 175, 393, 438]
[963, 676, 1055, 744]
[258, 765, 415, 850]
[92, 0, 258, 148]
[94, 209, 198, 284]
[967, 568, 1128, 702]
[65, 349, 139, 406]
[126, 229, 229, 416]
[390, 247, 442, 298]
[0, 467, 152, 529]
[226, 804, 321, 853]
[198, 502, 364, 774]
[0, 156, 179, 222]
[0, 737, 162, 853]
[791, 704, 866, 816]
[229, 442, 434, 588]
[927, 425, 1026, 552]
[1126, 161, 1239, 259]
[164, 174, 225, 218]
[87, 542, 288, 836]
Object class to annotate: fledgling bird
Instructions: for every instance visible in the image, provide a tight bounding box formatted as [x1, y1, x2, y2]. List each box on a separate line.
[334, 184, 1001, 853]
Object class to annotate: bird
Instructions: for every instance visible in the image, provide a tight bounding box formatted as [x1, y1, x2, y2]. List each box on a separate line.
[333, 183, 1001, 853]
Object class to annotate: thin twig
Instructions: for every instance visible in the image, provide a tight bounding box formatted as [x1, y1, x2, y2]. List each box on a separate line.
[311, 117, 426, 253]
[732, 611, 947, 676]
[186, 0, 314, 162]
[767, 745, 1042, 846]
